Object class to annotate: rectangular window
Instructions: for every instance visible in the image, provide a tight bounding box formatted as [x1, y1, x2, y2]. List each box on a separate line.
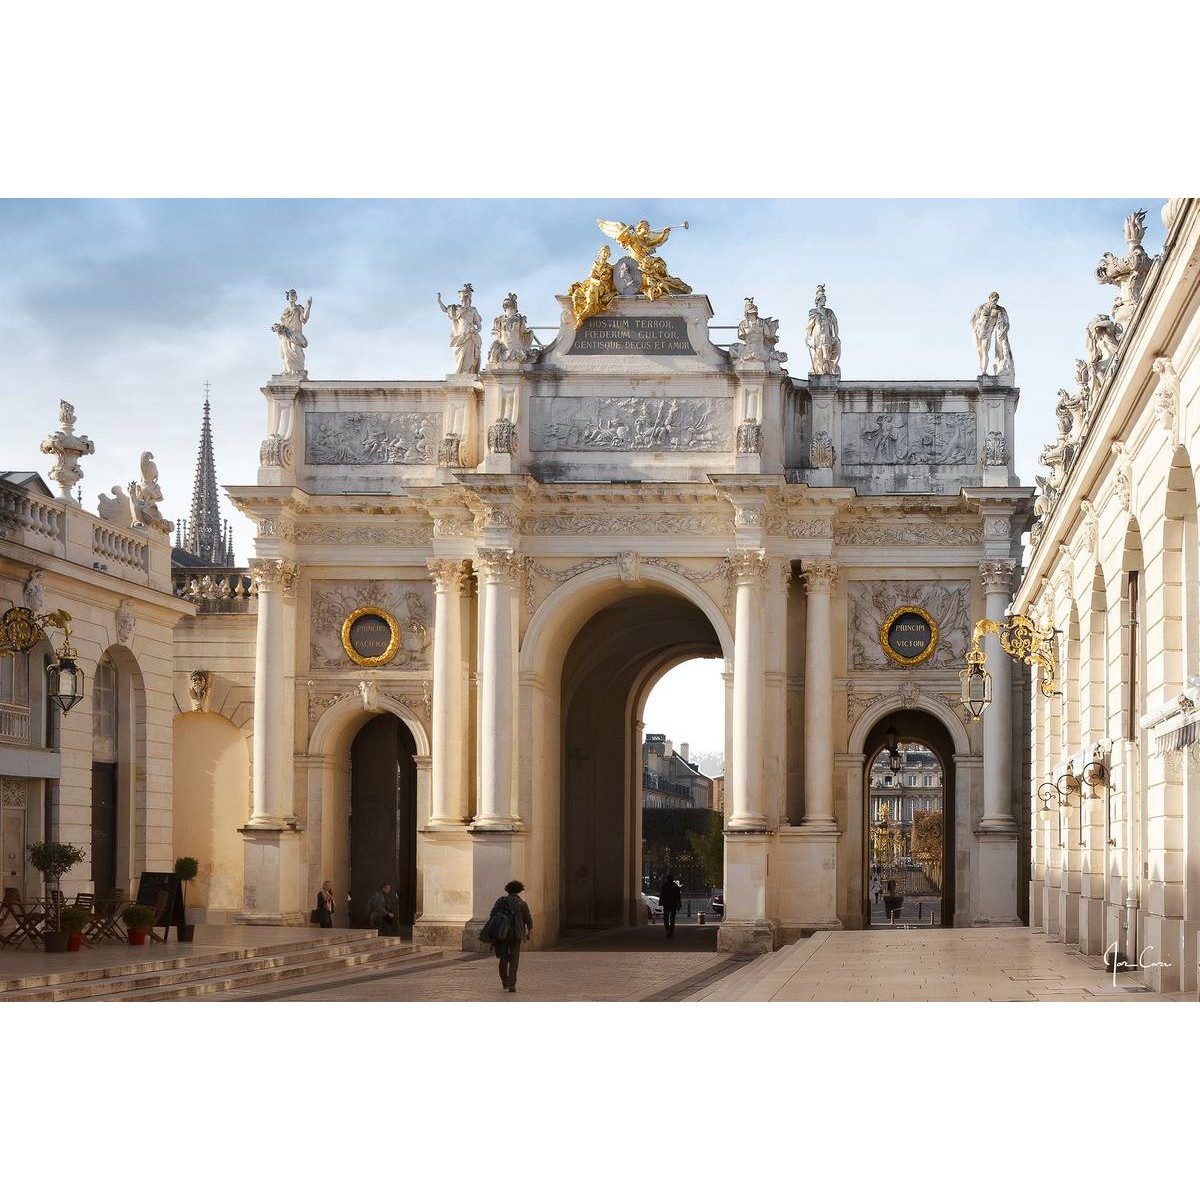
[1127, 570, 1140, 742]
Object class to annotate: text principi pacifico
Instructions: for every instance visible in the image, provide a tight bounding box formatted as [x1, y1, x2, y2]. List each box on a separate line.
[567, 219, 691, 326]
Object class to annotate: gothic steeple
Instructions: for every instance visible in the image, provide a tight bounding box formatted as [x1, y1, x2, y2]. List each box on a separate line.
[182, 381, 233, 566]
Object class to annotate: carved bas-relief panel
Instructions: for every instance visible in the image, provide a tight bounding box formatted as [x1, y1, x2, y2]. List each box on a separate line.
[848, 581, 970, 670]
[842, 412, 976, 466]
[309, 581, 432, 670]
[530, 396, 733, 453]
[305, 412, 443, 465]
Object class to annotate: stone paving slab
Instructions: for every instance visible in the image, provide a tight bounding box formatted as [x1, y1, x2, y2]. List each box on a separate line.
[695, 928, 1188, 1002]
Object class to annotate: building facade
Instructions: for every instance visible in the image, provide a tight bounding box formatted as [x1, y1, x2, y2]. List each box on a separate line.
[642, 734, 715, 810]
[1, 406, 189, 905]
[183, 227, 1036, 953]
[1017, 198, 1200, 994]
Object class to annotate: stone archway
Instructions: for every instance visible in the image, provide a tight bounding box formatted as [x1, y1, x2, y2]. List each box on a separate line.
[850, 699, 971, 928]
[519, 565, 732, 944]
[305, 695, 430, 929]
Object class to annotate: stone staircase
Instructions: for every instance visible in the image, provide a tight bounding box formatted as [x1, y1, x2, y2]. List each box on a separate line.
[0, 930, 443, 1002]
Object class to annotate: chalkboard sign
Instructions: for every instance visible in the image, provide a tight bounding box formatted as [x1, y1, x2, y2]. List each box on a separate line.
[135, 871, 183, 932]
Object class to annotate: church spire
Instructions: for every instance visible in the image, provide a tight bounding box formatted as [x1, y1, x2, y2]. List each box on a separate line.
[183, 381, 233, 566]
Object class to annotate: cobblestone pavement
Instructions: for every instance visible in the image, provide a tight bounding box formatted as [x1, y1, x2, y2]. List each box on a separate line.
[206, 923, 738, 1002]
[691, 928, 1187, 1001]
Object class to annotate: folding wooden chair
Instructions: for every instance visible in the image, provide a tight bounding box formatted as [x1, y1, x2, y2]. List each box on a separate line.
[146, 890, 170, 944]
[86, 890, 126, 945]
[6, 899, 47, 948]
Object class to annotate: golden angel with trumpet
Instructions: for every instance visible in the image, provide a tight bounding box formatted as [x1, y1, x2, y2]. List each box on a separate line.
[567, 218, 691, 325]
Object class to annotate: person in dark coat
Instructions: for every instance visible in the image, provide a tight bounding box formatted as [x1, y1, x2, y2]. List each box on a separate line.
[489, 880, 533, 993]
[659, 872, 683, 938]
[315, 879, 336, 928]
[367, 882, 400, 936]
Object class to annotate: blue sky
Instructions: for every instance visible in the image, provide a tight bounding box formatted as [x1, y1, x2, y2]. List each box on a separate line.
[0, 198, 1160, 566]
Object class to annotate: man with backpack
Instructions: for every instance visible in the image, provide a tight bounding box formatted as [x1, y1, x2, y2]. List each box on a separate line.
[660, 872, 683, 938]
[484, 880, 533, 993]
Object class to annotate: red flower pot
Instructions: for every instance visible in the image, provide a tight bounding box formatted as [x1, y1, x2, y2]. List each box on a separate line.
[67, 933, 82, 951]
[128, 929, 148, 946]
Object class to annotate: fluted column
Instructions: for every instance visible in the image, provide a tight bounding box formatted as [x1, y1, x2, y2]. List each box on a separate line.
[802, 560, 839, 828]
[248, 558, 297, 825]
[728, 550, 768, 829]
[428, 559, 468, 825]
[980, 559, 1017, 829]
[475, 549, 517, 829]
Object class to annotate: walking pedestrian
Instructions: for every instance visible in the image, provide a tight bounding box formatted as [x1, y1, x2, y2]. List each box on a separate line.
[367, 882, 400, 936]
[314, 879, 336, 928]
[489, 880, 533, 993]
[659, 872, 682, 938]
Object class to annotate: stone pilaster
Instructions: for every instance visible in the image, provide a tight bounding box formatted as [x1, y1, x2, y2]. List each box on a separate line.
[974, 557, 1020, 925]
[801, 560, 839, 829]
[428, 558, 468, 826]
[475, 549, 518, 830]
[728, 549, 768, 830]
[246, 557, 298, 827]
[978, 559, 1017, 830]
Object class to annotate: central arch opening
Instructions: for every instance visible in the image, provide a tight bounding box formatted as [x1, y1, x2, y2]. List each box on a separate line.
[861, 709, 958, 928]
[559, 590, 723, 934]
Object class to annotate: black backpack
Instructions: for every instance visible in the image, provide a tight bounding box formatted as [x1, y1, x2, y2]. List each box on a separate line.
[480, 905, 513, 944]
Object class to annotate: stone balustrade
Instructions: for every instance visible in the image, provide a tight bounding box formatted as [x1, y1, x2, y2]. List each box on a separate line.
[0, 483, 66, 547]
[172, 567, 255, 613]
[92, 522, 149, 571]
[0, 701, 31, 745]
[1, 480, 174, 588]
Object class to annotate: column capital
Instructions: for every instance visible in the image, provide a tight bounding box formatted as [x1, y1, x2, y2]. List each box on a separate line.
[801, 559, 839, 594]
[729, 548, 768, 585]
[428, 557, 468, 592]
[249, 557, 298, 596]
[476, 547, 518, 584]
[979, 557, 1018, 595]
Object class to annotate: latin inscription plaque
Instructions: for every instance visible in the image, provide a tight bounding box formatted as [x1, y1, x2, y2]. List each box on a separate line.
[341, 606, 400, 667]
[568, 314, 695, 356]
[880, 606, 938, 667]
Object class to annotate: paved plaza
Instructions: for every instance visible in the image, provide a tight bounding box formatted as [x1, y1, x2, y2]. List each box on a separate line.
[691, 928, 1185, 1002]
[203, 924, 1185, 1003]
[1, 921, 1189, 1002]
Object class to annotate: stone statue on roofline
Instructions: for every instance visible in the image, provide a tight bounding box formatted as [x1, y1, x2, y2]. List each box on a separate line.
[970, 291, 1014, 382]
[1096, 209, 1152, 329]
[730, 297, 786, 370]
[806, 284, 841, 378]
[272, 289, 312, 378]
[438, 284, 482, 375]
[487, 293, 542, 367]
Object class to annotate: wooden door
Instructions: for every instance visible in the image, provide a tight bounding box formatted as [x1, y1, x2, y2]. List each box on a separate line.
[348, 715, 416, 928]
[91, 763, 118, 897]
[2, 807, 26, 895]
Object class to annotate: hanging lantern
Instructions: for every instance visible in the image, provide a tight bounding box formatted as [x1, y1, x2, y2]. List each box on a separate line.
[884, 722, 902, 772]
[45, 636, 84, 714]
[959, 648, 991, 721]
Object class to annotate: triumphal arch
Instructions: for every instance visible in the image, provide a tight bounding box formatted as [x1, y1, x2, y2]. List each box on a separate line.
[210, 220, 1033, 952]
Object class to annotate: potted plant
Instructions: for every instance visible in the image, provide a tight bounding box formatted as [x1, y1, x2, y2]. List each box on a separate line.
[28, 841, 87, 953]
[59, 904, 90, 951]
[121, 904, 156, 946]
[173, 856, 199, 942]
